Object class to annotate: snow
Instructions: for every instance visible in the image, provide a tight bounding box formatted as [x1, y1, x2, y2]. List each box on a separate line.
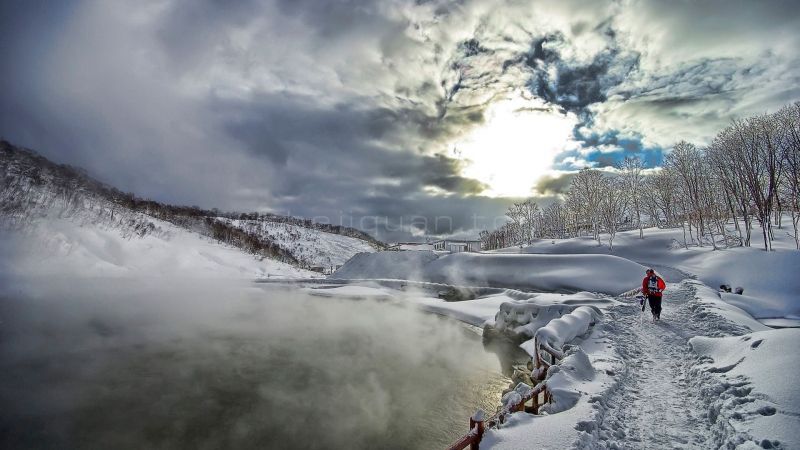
[478, 325, 617, 450]
[217, 218, 377, 267]
[720, 292, 800, 321]
[334, 251, 645, 295]
[690, 329, 800, 449]
[496, 224, 800, 323]
[0, 210, 315, 279]
[529, 306, 600, 356]
[323, 234, 797, 449]
[470, 277, 796, 449]
[690, 281, 771, 332]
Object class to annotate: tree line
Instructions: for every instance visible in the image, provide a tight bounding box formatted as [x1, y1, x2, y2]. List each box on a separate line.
[479, 101, 800, 252]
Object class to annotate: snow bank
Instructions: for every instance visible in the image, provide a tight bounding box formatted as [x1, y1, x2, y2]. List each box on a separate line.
[426, 253, 644, 294]
[542, 347, 596, 414]
[409, 291, 615, 329]
[691, 281, 771, 333]
[690, 329, 800, 449]
[494, 302, 573, 337]
[720, 292, 800, 321]
[333, 251, 645, 295]
[528, 306, 600, 357]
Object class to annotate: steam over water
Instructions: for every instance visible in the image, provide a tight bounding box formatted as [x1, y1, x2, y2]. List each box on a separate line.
[0, 279, 508, 449]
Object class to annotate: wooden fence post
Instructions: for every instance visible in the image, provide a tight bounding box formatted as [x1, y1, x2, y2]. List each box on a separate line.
[469, 409, 485, 450]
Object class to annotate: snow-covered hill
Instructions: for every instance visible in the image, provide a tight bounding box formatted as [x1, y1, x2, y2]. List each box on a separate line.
[0, 208, 311, 279]
[0, 140, 381, 277]
[216, 218, 378, 269]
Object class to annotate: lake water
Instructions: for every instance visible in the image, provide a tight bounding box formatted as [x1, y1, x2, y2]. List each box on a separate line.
[0, 279, 509, 449]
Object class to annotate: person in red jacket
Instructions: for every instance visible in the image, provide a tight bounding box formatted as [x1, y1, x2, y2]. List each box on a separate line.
[642, 268, 666, 321]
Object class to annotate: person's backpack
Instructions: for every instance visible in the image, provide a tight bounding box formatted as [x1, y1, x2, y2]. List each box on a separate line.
[647, 276, 662, 294]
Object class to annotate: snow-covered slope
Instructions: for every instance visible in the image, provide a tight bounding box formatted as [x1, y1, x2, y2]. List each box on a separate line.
[0, 211, 313, 279]
[216, 218, 377, 268]
[1, 141, 378, 278]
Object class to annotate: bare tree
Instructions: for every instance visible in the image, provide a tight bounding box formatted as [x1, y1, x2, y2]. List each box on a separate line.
[729, 115, 783, 251]
[598, 176, 629, 251]
[664, 141, 708, 246]
[643, 168, 678, 229]
[618, 156, 646, 238]
[568, 168, 605, 245]
[778, 102, 800, 249]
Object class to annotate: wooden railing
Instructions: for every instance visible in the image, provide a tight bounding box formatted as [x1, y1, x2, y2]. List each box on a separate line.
[446, 337, 562, 450]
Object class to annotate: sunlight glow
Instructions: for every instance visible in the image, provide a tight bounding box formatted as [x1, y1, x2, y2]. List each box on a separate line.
[454, 94, 578, 197]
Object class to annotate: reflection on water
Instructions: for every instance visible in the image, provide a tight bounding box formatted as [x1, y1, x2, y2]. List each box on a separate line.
[0, 280, 508, 449]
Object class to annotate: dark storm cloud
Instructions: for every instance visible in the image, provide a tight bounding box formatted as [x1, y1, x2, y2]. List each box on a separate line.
[1, 0, 799, 240]
[526, 31, 639, 115]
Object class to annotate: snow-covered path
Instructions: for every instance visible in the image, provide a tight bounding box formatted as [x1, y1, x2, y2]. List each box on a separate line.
[593, 281, 750, 449]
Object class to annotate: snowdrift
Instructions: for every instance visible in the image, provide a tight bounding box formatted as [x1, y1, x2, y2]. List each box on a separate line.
[332, 251, 645, 295]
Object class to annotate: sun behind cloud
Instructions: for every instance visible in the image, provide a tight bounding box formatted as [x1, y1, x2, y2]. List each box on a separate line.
[453, 94, 579, 198]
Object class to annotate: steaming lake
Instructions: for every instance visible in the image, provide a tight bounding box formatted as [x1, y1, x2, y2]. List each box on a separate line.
[0, 279, 509, 449]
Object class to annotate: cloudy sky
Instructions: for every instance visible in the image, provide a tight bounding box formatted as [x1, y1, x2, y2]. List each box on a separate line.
[2, 0, 799, 241]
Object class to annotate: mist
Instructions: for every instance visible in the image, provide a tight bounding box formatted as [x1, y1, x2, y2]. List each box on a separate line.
[0, 277, 506, 449]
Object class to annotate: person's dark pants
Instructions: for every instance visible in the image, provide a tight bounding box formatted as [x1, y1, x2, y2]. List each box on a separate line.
[648, 295, 662, 318]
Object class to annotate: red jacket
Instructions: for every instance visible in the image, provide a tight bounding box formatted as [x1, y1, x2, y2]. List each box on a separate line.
[642, 276, 666, 297]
